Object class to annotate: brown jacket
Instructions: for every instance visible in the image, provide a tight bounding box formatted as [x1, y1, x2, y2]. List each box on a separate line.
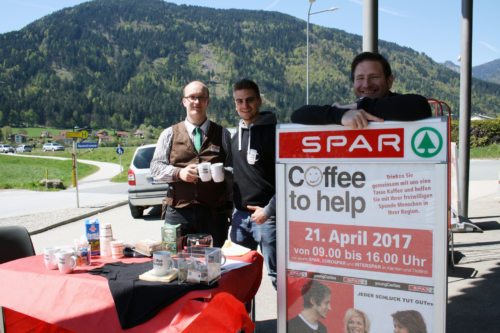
[165, 121, 227, 208]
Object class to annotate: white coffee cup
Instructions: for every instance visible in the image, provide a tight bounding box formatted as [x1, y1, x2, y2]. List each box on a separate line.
[56, 250, 77, 274]
[43, 247, 58, 270]
[247, 149, 260, 165]
[110, 240, 125, 259]
[152, 250, 174, 276]
[210, 163, 225, 183]
[197, 162, 212, 182]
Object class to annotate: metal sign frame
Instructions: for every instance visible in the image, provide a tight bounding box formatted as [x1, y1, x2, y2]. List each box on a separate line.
[276, 118, 448, 333]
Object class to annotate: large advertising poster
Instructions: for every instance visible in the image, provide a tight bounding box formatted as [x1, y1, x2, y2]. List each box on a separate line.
[276, 119, 448, 333]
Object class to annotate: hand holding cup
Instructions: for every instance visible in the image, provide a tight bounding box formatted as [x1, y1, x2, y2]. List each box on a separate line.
[197, 162, 212, 182]
[247, 149, 259, 165]
[179, 164, 199, 183]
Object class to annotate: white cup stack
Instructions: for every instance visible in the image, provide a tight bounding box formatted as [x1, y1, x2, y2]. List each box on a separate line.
[111, 240, 125, 259]
[100, 223, 113, 257]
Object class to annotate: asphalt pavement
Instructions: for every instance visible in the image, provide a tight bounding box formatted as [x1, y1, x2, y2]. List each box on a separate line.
[0, 157, 128, 233]
[0, 157, 498, 332]
[447, 182, 500, 333]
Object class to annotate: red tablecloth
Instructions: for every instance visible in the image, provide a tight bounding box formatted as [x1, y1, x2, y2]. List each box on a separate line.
[0, 251, 263, 333]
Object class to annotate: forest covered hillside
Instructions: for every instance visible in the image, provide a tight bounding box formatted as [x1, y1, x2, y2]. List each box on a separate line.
[473, 58, 500, 85]
[0, 0, 499, 130]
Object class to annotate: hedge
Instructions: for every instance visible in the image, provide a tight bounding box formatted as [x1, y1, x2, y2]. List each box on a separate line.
[450, 118, 500, 147]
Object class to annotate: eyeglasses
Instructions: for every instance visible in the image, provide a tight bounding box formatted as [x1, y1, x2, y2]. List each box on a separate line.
[234, 96, 258, 105]
[184, 95, 209, 103]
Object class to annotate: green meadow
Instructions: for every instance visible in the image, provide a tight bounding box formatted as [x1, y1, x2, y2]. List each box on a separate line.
[0, 147, 135, 190]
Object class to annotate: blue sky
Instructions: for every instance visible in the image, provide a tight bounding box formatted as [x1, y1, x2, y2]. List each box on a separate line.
[1, 0, 498, 67]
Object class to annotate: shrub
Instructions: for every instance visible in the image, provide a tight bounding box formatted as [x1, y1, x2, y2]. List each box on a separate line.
[450, 118, 500, 147]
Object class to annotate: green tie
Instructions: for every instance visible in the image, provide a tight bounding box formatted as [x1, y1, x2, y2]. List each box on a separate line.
[193, 127, 202, 152]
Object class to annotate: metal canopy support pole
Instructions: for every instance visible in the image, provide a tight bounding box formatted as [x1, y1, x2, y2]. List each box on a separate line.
[72, 138, 80, 208]
[0, 306, 5, 333]
[306, 0, 314, 105]
[362, 0, 378, 52]
[458, 0, 473, 222]
[306, 1, 338, 105]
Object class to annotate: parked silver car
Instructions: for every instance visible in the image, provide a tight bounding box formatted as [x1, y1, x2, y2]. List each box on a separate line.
[42, 142, 65, 151]
[127, 144, 169, 218]
[16, 144, 33, 153]
[0, 144, 15, 153]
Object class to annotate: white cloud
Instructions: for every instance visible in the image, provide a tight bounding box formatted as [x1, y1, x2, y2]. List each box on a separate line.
[265, 0, 282, 11]
[348, 0, 407, 17]
[379, 7, 406, 17]
[479, 41, 500, 54]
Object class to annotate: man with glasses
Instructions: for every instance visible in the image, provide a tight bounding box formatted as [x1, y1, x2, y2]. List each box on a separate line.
[230, 79, 277, 288]
[150, 80, 232, 247]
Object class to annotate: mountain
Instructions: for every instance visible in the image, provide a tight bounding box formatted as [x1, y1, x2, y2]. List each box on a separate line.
[444, 58, 500, 85]
[473, 58, 500, 85]
[0, 0, 499, 130]
[443, 61, 459, 73]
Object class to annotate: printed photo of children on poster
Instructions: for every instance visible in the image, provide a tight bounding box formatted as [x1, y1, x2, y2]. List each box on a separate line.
[286, 273, 432, 333]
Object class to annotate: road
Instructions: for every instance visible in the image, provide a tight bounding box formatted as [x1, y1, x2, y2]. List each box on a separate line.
[465, 159, 499, 201]
[30, 205, 162, 252]
[0, 156, 127, 219]
[468, 159, 500, 181]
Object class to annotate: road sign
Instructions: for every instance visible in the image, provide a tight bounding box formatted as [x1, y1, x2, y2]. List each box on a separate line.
[66, 130, 89, 139]
[77, 142, 98, 149]
[116, 146, 124, 155]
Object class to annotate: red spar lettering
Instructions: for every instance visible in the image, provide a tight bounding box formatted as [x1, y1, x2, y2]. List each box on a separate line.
[302, 134, 401, 153]
[279, 128, 404, 158]
[303, 136, 321, 153]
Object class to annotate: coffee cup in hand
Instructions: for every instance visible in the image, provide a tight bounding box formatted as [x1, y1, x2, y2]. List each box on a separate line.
[247, 149, 259, 165]
[210, 163, 225, 182]
[197, 162, 212, 182]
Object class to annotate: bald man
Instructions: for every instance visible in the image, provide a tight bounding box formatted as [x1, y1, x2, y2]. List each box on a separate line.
[151, 81, 232, 247]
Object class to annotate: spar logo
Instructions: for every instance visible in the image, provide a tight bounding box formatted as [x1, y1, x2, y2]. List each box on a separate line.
[278, 128, 405, 159]
[411, 127, 443, 158]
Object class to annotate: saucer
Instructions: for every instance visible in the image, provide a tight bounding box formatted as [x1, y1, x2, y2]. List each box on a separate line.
[139, 268, 178, 283]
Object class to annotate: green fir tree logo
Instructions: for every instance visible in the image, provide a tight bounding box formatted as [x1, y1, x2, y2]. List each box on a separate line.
[411, 127, 443, 158]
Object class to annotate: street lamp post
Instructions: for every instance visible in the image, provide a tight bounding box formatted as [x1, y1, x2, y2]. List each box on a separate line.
[306, 1, 339, 104]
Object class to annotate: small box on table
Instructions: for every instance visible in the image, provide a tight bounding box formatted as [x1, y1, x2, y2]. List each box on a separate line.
[161, 224, 182, 254]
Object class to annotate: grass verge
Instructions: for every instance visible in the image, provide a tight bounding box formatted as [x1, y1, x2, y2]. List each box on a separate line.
[469, 143, 500, 159]
[0, 155, 98, 190]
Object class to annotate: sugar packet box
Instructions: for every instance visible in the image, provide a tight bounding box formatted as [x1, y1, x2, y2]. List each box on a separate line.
[161, 224, 181, 254]
[85, 218, 100, 256]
